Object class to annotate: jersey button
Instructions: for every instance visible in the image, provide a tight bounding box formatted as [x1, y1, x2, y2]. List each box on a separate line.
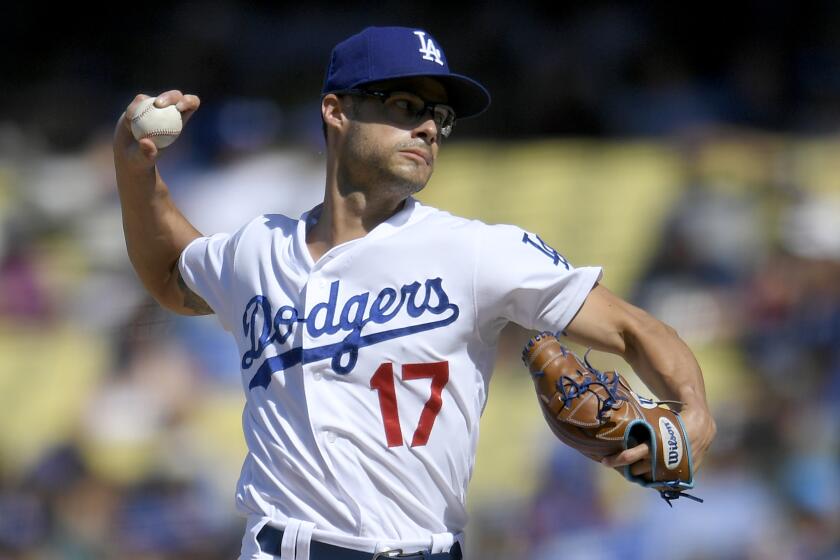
[313, 372, 322, 381]
[325, 431, 337, 443]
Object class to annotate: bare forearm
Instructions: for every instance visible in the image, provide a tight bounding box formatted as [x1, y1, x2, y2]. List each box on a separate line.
[114, 158, 200, 297]
[621, 317, 707, 408]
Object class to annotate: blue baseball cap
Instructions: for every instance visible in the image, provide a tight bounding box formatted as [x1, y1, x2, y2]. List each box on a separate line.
[322, 26, 491, 119]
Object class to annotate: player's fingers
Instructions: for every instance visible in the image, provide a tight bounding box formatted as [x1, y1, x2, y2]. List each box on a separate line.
[155, 90, 184, 108]
[177, 94, 201, 125]
[138, 138, 159, 160]
[175, 94, 200, 113]
[122, 94, 152, 130]
[127, 93, 153, 115]
[629, 459, 651, 477]
[601, 442, 650, 468]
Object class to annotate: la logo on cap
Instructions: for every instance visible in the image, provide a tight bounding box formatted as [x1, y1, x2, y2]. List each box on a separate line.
[321, 26, 490, 119]
[413, 31, 443, 66]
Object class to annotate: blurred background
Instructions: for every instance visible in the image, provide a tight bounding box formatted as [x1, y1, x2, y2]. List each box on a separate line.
[1, 2, 839, 559]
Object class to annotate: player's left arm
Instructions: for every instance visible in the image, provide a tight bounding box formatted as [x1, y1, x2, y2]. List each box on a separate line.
[563, 283, 717, 477]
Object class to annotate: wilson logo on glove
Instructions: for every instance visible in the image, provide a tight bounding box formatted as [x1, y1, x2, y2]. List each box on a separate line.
[659, 417, 683, 470]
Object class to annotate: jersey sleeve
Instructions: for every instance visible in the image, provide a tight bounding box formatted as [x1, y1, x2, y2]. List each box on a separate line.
[473, 223, 603, 344]
[178, 227, 246, 333]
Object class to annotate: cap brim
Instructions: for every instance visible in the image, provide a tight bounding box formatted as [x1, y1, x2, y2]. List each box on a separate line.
[433, 73, 491, 119]
[347, 72, 491, 120]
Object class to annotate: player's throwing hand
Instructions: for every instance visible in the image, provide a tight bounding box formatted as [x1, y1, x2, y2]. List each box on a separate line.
[113, 90, 200, 169]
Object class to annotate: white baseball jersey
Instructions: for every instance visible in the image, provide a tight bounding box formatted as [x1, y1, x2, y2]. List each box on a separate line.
[178, 196, 602, 558]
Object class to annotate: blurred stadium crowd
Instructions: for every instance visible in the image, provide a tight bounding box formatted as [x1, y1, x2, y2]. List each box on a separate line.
[6, 2, 840, 149]
[2, 2, 840, 560]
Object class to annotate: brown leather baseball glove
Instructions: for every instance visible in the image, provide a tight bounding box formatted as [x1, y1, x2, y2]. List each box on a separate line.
[522, 332, 701, 505]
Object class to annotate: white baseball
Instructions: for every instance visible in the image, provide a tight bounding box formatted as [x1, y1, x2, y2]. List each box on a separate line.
[130, 97, 183, 148]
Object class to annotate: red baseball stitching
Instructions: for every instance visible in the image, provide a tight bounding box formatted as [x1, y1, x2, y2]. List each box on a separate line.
[132, 101, 180, 140]
[131, 100, 158, 123]
[143, 130, 180, 137]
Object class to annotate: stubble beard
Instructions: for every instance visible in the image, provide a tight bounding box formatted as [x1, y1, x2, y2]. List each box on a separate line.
[340, 124, 431, 199]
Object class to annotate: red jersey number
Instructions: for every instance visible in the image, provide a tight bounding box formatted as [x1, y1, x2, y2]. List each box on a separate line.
[370, 361, 450, 448]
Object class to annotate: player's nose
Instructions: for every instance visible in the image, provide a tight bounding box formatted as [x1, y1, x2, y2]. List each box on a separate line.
[411, 114, 439, 145]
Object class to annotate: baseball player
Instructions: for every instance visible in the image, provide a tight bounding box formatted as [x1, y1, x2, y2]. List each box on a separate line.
[112, 27, 715, 560]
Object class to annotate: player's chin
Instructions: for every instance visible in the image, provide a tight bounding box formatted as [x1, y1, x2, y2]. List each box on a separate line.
[391, 164, 432, 188]
[386, 173, 429, 196]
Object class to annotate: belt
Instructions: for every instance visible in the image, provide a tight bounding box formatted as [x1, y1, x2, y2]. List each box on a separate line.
[256, 525, 463, 560]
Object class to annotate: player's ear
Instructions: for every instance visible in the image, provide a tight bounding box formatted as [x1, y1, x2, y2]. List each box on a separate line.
[321, 94, 351, 138]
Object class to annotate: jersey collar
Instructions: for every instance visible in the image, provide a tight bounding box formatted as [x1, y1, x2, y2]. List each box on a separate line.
[295, 196, 430, 270]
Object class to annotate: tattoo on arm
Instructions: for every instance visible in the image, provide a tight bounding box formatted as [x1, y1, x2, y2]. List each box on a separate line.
[176, 269, 214, 315]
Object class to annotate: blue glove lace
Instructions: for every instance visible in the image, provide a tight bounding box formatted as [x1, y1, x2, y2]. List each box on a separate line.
[554, 347, 627, 422]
